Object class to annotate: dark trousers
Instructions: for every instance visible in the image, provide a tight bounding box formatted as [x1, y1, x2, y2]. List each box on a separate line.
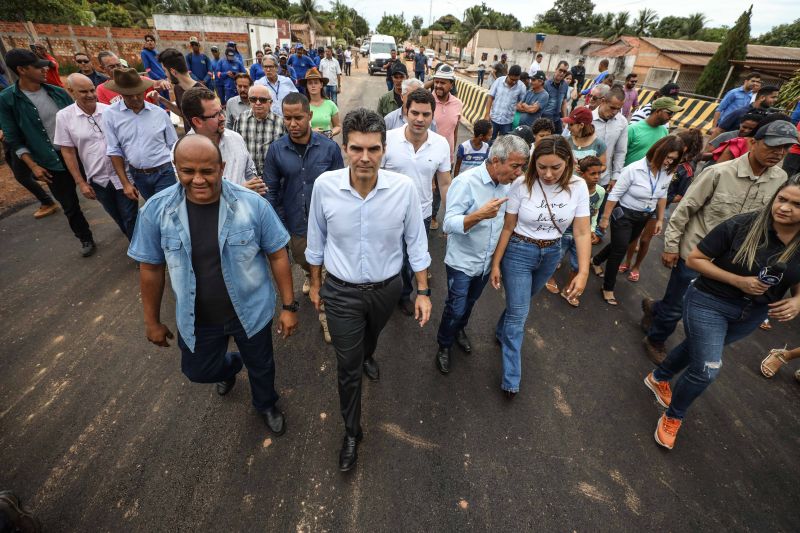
[593, 208, 649, 291]
[490, 121, 513, 142]
[386, 79, 393, 91]
[47, 169, 94, 243]
[91, 181, 139, 241]
[416, 70, 425, 82]
[647, 258, 699, 345]
[401, 216, 432, 301]
[476, 71, 484, 86]
[129, 163, 177, 200]
[436, 266, 490, 348]
[432, 177, 441, 219]
[321, 275, 402, 438]
[4, 145, 55, 206]
[178, 317, 279, 412]
[344, 62, 351, 75]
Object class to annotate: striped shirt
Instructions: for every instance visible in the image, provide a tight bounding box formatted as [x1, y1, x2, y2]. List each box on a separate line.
[233, 109, 286, 176]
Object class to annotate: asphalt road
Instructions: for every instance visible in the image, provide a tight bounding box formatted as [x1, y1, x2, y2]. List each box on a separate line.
[1, 64, 799, 532]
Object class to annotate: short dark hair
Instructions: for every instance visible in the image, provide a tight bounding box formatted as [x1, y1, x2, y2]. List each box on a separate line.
[144, 34, 155, 42]
[531, 117, 554, 135]
[756, 85, 779, 99]
[646, 135, 685, 174]
[282, 91, 310, 113]
[607, 86, 625, 102]
[599, 59, 609, 69]
[73, 52, 89, 61]
[158, 48, 188, 74]
[342, 108, 386, 146]
[181, 86, 217, 125]
[98, 50, 116, 65]
[508, 65, 522, 77]
[745, 72, 761, 81]
[578, 155, 603, 172]
[235, 73, 252, 84]
[676, 128, 704, 161]
[473, 119, 492, 137]
[557, 60, 569, 69]
[405, 88, 436, 112]
[536, 53, 543, 58]
[625, 73, 637, 81]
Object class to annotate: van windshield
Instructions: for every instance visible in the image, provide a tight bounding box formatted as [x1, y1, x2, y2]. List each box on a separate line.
[370, 43, 394, 55]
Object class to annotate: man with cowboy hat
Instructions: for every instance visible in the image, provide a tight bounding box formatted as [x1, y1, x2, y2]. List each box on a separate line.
[103, 68, 178, 201]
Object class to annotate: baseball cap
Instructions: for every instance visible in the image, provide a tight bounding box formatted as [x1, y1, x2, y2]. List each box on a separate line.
[530, 71, 546, 82]
[210, 45, 219, 52]
[295, 43, 304, 50]
[501, 53, 507, 59]
[227, 41, 236, 47]
[578, 57, 585, 63]
[189, 36, 199, 44]
[651, 97, 683, 113]
[562, 106, 593, 125]
[5, 48, 50, 72]
[659, 83, 680, 98]
[509, 125, 534, 145]
[433, 64, 455, 81]
[390, 62, 409, 78]
[754, 120, 799, 147]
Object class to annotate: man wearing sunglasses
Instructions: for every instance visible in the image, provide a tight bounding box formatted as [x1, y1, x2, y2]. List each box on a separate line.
[541, 60, 571, 135]
[73, 52, 108, 88]
[233, 85, 286, 179]
[624, 97, 682, 166]
[56, 73, 138, 242]
[96, 51, 162, 106]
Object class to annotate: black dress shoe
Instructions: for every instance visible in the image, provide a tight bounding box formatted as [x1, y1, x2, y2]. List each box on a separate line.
[455, 330, 472, 354]
[262, 407, 286, 436]
[435, 347, 450, 374]
[503, 390, 517, 400]
[363, 357, 380, 381]
[398, 299, 415, 316]
[80, 240, 96, 257]
[339, 432, 363, 472]
[216, 376, 236, 396]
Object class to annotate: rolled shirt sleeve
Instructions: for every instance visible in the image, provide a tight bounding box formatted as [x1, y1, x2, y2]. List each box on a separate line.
[442, 178, 471, 235]
[104, 115, 124, 158]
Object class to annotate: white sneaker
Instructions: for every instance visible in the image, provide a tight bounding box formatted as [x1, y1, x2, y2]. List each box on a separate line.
[319, 312, 332, 344]
[302, 276, 311, 295]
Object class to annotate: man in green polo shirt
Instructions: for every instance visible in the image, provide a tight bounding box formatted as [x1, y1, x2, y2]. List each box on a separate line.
[624, 97, 682, 165]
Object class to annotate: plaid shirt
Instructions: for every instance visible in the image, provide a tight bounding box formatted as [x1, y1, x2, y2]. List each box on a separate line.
[233, 109, 286, 175]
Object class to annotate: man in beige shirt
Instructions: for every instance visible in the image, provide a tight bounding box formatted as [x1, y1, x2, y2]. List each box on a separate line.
[640, 120, 796, 363]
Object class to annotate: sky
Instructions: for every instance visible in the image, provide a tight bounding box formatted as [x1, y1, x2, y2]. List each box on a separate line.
[348, 0, 800, 37]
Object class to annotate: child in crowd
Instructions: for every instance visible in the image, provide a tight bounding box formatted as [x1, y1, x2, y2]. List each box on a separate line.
[454, 119, 492, 176]
[546, 156, 606, 306]
[531, 118, 554, 148]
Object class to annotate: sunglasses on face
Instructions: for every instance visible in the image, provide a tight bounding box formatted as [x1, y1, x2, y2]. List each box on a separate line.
[557, 68, 568, 74]
[76, 59, 90, 64]
[248, 96, 272, 104]
[200, 110, 225, 120]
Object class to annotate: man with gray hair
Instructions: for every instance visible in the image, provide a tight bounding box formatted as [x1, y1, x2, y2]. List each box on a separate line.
[383, 77, 438, 132]
[587, 84, 610, 111]
[434, 134, 529, 374]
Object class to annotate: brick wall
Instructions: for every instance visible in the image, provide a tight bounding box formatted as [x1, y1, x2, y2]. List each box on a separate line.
[1, 20, 250, 74]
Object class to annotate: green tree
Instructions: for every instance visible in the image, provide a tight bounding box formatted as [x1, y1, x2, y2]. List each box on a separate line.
[352, 13, 369, 38]
[535, 0, 596, 36]
[92, 2, 134, 26]
[1, 0, 94, 25]
[456, 5, 486, 61]
[376, 13, 410, 44]
[632, 8, 658, 36]
[412, 16, 423, 31]
[681, 13, 708, 40]
[652, 15, 687, 38]
[610, 12, 630, 40]
[699, 26, 729, 42]
[695, 6, 752, 97]
[756, 18, 800, 48]
[776, 69, 800, 110]
[290, 0, 324, 32]
[431, 14, 461, 32]
[124, 0, 157, 27]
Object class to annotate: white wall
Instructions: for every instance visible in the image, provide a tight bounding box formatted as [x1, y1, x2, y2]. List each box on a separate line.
[469, 48, 636, 78]
[153, 14, 277, 34]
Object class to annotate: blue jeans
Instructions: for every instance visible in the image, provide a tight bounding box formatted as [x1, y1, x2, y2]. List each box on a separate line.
[129, 163, 177, 201]
[325, 84, 338, 104]
[436, 265, 490, 348]
[91, 181, 139, 241]
[432, 176, 441, 219]
[559, 233, 578, 272]
[647, 258, 699, 344]
[490, 121, 513, 141]
[178, 317, 279, 412]
[476, 71, 484, 86]
[653, 285, 767, 420]
[495, 237, 562, 392]
[386, 79, 394, 91]
[416, 71, 425, 82]
[401, 216, 432, 301]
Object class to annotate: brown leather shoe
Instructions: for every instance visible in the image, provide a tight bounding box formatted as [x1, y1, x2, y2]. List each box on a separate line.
[640, 298, 655, 333]
[642, 336, 667, 365]
[33, 204, 59, 219]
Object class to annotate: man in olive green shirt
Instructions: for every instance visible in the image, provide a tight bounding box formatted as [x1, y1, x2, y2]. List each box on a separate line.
[624, 97, 680, 166]
[641, 120, 795, 363]
[377, 62, 407, 117]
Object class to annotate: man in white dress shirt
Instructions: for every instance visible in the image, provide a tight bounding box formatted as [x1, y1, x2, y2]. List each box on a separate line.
[305, 108, 432, 472]
[382, 88, 451, 315]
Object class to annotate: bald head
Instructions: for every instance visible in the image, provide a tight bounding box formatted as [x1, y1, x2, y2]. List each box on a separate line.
[66, 73, 98, 111]
[173, 134, 222, 166]
[173, 135, 225, 204]
[248, 84, 272, 119]
[66, 72, 93, 90]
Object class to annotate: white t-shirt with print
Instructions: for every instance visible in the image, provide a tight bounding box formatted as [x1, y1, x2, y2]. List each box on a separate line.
[506, 176, 591, 240]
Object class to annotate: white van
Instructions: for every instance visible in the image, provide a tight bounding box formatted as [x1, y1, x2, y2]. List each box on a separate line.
[367, 34, 397, 75]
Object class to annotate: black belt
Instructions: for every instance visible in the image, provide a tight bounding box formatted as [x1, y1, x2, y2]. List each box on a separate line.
[129, 162, 171, 174]
[327, 273, 399, 291]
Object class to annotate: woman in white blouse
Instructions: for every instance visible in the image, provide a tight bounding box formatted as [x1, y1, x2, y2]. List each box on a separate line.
[592, 136, 686, 305]
[490, 136, 592, 398]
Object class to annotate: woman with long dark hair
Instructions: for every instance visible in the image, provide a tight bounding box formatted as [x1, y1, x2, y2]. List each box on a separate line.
[644, 175, 800, 449]
[491, 136, 592, 398]
[592, 135, 685, 305]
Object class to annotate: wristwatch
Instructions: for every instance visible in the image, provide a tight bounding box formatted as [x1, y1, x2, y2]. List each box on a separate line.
[417, 289, 432, 296]
[282, 300, 300, 312]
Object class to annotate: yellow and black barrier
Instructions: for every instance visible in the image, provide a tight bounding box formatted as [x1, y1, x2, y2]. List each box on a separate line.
[455, 77, 489, 126]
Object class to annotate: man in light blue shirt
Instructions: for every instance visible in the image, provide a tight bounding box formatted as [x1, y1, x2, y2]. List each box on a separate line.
[103, 67, 179, 200]
[484, 64, 526, 140]
[542, 60, 571, 135]
[305, 108, 431, 472]
[255, 55, 298, 117]
[128, 134, 297, 437]
[714, 72, 761, 127]
[434, 135, 528, 374]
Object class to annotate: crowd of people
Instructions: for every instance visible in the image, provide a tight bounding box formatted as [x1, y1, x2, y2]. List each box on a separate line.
[0, 37, 799, 478]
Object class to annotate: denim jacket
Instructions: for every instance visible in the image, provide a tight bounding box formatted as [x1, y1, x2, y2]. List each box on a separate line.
[264, 132, 344, 236]
[128, 181, 290, 352]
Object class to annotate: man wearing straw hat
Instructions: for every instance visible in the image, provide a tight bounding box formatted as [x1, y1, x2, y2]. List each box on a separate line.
[103, 68, 178, 201]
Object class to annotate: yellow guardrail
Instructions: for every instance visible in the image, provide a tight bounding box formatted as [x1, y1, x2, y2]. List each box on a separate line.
[456, 76, 717, 135]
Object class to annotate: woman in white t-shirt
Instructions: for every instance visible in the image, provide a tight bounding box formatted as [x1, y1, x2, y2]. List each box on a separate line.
[592, 136, 685, 305]
[490, 136, 592, 398]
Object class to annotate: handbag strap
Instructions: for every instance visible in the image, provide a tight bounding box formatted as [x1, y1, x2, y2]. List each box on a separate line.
[537, 179, 564, 236]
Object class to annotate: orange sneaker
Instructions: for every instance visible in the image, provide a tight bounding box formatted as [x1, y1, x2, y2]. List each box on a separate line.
[644, 372, 671, 408]
[654, 413, 682, 450]
[33, 204, 59, 219]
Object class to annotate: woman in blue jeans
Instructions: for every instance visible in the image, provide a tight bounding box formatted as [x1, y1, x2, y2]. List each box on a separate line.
[491, 136, 592, 398]
[644, 175, 800, 450]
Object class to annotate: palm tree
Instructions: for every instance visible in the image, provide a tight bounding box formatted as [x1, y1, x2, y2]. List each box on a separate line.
[611, 12, 630, 40]
[291, 0, 323, 33]
[681, 12, 708, 40]
[457, 5, 487, 62]
[125, 0, 158, 27]
[632, 8, 658, 37]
